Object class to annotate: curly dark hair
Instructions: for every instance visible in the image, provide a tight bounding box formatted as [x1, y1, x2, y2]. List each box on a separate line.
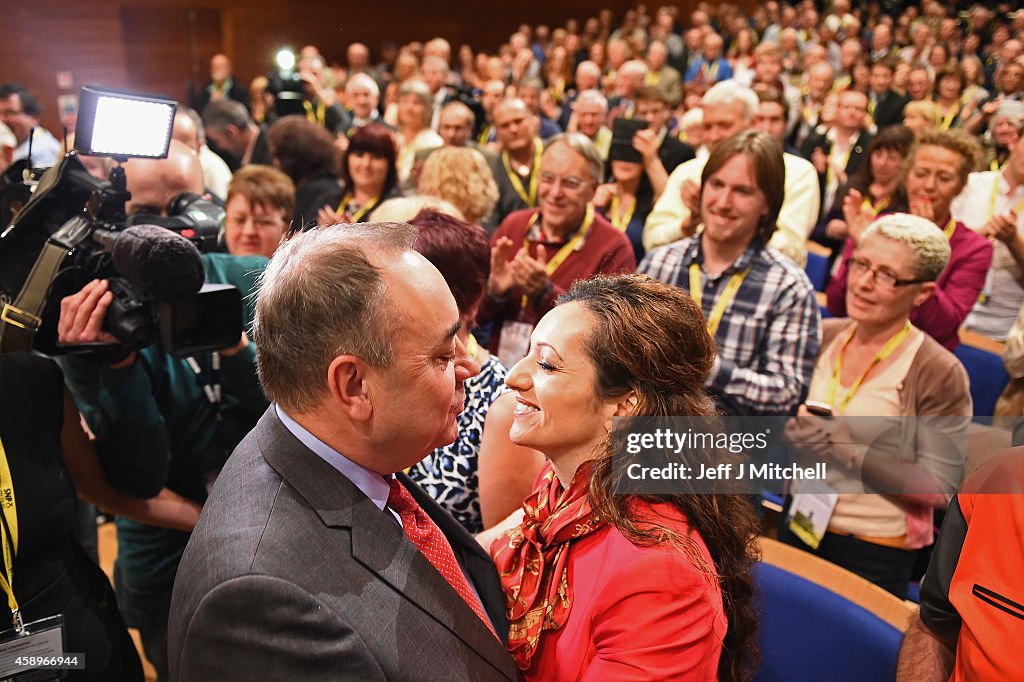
[559, 273, 761, 682]
[268, 115, 338, 185]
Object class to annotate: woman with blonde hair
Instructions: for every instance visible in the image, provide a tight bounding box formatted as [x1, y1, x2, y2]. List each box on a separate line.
[903, 99, 938, 137]
[417, 147, 499, 225]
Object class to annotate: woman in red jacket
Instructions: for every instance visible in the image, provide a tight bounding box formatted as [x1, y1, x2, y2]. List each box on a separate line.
[487, 274, 760, 681]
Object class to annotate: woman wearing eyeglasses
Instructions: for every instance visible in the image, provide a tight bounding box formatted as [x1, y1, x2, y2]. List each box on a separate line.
[827, 129, 993, 350]
[783, 213, 971, 598]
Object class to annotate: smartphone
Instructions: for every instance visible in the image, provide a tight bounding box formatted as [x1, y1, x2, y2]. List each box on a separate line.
[805, 401, 834, 418]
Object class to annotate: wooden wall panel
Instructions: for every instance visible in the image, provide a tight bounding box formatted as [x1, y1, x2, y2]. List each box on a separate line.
[2, 0, 636, 135]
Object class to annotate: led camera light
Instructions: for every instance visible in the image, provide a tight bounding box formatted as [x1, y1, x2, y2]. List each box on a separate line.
[73, 85, 176, 160]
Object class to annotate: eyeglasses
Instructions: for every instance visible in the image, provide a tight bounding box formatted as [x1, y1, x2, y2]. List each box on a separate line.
[848, 258, 930, 289]
[539, 172, 589, 192]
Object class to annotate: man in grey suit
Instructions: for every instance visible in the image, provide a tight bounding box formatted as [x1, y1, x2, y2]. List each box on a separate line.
[167, 223, 518, 681]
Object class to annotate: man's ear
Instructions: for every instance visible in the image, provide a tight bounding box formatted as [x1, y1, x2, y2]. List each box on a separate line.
[327, 355, 373, 421]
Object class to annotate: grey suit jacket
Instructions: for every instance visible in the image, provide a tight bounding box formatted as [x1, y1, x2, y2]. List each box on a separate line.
[167, 408, 518, 681]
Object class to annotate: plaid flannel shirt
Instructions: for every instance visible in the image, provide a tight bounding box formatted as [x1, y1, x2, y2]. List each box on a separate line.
[638, 235, 821, 416]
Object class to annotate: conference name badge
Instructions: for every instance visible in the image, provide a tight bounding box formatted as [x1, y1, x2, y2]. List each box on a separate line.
[0, 614, 75, 679]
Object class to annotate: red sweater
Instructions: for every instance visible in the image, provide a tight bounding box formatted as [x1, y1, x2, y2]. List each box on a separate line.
[826, 222, 993, 350]
[477, 208, 636, 356]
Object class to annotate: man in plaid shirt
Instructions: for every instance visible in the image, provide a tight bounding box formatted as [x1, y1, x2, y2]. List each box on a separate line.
[639, 130, 820, 416]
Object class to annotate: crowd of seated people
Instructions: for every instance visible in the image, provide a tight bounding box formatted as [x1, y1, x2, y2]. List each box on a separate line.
[4, 2, 1024, 679]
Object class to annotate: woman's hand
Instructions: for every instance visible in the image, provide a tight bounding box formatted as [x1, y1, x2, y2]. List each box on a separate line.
[317, 204, 350, 227]
[841, 189, 873, 244]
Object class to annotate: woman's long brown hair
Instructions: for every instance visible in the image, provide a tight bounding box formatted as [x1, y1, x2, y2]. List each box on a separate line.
[559, 274, 761, 682]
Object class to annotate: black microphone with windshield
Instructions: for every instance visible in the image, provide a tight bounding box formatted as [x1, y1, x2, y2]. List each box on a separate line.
[92, 225, 205, 300]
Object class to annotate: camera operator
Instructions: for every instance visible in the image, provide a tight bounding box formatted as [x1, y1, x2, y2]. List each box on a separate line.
[0, 351, 209, 681]
[58, 140, 268, 681]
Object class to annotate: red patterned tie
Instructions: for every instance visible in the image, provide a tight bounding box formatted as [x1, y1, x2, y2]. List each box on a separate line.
[387, 478, 498, 638]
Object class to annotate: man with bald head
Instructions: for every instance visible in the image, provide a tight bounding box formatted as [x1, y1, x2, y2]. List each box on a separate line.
[487, 98, 543, 224]
[60, 137, 266, 682]
[190, 53, 249, 115]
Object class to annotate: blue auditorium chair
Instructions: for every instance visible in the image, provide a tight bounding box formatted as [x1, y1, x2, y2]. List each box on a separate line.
[754, 537, 915, 682]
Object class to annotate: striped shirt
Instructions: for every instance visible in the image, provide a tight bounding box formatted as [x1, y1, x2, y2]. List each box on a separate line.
[639, 235, 821, 416]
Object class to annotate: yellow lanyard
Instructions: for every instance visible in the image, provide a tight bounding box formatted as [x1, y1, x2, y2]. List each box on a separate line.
[336, 193, 380, 222]
[828, 321, 911, 414]
[986, 175, 1024, 223]
[0, 434, 20, 629]
[991, 158, 1005, 172]
[943, 217, 956, 240]
[936, 103, 960, 131]
[609, 194, 635, 232]
[550, 81, 566, 104]
[303, 100, 326, 126]
[861, 193, 892, 218]
[520, 204, 595, 309]
[502, 138, 543, 207]
[827, 143, 853, 188]
[477, 124, 493, 146]
[701, 60, 719, 83]
[688, 263, 752, 337]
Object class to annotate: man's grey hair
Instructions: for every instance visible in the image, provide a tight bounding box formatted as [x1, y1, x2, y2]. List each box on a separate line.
[544, 133, 604, 185]
[702, 80, 759, 122]
[253, 223, 418, 412]
[574, 89, 609, 113]
[991, 100, 1024, 135]
[202, 99, 251, 132]
[576, 60, 601, 80]
[345, 72, 380, 97]
[619, 59, 649, 79]
[861, 213, 951, 281]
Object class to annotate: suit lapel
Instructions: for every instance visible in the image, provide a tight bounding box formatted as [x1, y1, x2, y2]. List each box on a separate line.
[255, 409, 515, 680]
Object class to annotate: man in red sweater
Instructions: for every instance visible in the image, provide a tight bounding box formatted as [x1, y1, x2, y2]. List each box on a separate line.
[478, 133, 636, 367]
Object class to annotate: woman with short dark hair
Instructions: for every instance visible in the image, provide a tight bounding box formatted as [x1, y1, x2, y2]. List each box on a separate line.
[316, 123, 399, 226]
